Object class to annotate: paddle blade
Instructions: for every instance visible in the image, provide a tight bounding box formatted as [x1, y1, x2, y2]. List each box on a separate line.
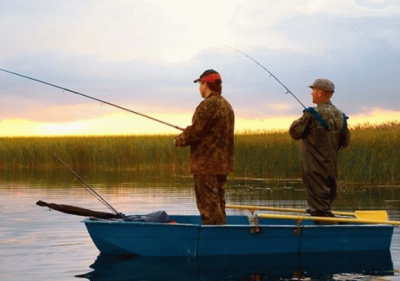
[354, 211, 388, 221]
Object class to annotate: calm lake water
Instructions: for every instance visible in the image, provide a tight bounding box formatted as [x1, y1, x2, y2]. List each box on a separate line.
[1, 169, 400, 281]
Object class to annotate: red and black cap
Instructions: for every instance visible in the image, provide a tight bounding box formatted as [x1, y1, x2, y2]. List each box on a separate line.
[193, 69, 222, 84]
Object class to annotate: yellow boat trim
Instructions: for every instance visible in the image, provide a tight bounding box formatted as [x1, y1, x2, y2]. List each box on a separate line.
[226, 204, 389, 221]
[257, 213, 400, 226]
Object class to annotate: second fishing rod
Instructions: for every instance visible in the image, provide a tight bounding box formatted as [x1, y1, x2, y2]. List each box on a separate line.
[224, 45, 307, 109]
[0, 68, 184, 131]
[52, 153, 127, 220]
[2, 48, 305, 123]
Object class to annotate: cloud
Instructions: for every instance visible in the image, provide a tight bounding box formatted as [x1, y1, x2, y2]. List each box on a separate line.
[229, 0, 400, 54]
[0, 0, 240, 63]
[0, 0, 399, 135]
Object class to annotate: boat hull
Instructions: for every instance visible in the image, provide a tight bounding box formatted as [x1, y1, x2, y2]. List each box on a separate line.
[83, 215, 393, 257]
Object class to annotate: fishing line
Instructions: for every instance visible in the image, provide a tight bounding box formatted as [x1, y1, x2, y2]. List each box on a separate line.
[224, 45, 306, 109]
[0, 68, 184, 131]
[52, 153, 127, 220]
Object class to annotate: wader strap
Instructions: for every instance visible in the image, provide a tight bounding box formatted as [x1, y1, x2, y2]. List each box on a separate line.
[303, 107, 329, 130]
[342, 114, 348, 131]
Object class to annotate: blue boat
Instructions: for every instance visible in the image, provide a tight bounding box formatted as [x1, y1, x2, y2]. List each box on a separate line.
[83, 214, 394, 257]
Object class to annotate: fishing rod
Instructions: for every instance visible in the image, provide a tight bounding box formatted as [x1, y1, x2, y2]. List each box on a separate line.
[0, 68, 184, 131]
[52, 153, 127, 221]
[224, 45, 306, 109]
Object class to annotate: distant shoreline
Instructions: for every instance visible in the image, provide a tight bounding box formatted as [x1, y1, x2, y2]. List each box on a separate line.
[0, 122, 399, 184]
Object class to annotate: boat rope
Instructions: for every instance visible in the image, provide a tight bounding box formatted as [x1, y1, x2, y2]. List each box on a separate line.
[52, 153, 127, 221]
[0, 68, 184, 131]
[224, 45, 307, 109]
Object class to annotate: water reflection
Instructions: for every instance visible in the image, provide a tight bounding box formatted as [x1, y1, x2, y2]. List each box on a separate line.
[3, 168, 398, 215]
[1, 170, 400, 281]
[77, 251, 393, 281]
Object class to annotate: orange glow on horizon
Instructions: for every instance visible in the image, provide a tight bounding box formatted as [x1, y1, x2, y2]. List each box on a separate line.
[0, 108, 399, 137]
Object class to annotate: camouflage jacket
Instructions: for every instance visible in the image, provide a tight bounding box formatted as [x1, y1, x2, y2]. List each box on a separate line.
[175, 93, 235, 175]
[289, 101, 350, 148]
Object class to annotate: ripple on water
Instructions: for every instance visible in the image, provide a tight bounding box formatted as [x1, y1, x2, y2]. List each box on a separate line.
[1, 177, 400, 281]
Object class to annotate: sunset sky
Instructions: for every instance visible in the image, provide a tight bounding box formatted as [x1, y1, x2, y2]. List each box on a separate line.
[0, 0, 399, 136]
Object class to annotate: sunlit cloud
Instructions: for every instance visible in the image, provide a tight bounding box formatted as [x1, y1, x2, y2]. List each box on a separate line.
[267, 103, 293, 111]
[0, 0, 399, 136]
[0, 1, 240, 64]
[2, 107, 398, 137]
[0, 112, 192, 137]
[348, 108, 400, 126]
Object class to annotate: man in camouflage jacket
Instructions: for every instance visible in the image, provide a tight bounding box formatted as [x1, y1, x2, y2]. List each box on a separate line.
[289, 79, 350, 220]
[175, 69, 235, 225]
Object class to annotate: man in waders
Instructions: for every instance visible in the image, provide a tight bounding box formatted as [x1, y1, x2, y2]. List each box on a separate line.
[174, 69, 235, 225]
[289, 79, 350, 223]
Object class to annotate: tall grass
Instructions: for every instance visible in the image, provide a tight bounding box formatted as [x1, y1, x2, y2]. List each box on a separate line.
[339, 122, 400, 184]
[0, 122, 399, 184]
[234, 130, 300, 179]
[0, 135, 188, 171]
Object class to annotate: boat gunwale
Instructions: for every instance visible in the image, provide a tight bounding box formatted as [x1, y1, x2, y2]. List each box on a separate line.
[82, 217, 395, 229]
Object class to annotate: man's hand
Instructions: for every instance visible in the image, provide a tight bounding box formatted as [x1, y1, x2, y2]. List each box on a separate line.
[174, 135, 184, 146]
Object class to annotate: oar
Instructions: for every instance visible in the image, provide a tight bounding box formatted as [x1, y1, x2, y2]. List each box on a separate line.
[257, 213, 400, 226]
[226, 204, 389, 220]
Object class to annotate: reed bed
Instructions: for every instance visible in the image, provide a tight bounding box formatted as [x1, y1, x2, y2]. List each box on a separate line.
[0, 122, 399, 184]
[339, 122, 400, 184]
[0, 135, 188, 171]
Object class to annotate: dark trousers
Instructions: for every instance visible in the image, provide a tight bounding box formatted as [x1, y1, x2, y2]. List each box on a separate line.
[303, 175, 337, 218]
[193, 174, 227, 225]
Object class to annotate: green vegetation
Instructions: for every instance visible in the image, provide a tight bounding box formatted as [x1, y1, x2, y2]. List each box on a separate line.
[0, 122, 399, 184]
[0, 135, 187, 171]
[339, 122, 400, 184]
